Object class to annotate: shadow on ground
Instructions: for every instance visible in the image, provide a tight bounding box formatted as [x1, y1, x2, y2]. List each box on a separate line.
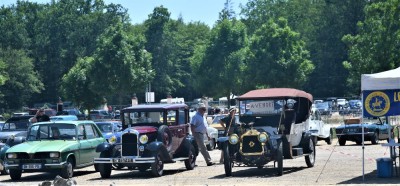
[0, 170, 95, 182]
[338, 170, 400, 184]
[210, 166, 306, 178]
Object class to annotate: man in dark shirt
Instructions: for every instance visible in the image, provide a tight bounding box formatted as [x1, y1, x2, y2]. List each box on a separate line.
[219, 107, 236, 163]
[30, 109, 50, 123]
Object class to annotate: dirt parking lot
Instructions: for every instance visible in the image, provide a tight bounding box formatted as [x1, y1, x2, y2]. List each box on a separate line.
[0, 136, 398, 186]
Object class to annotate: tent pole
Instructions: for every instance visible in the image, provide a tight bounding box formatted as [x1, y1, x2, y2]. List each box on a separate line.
[361, 91, 365, 181]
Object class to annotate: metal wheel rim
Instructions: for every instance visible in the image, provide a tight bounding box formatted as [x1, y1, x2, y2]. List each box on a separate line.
[156, 155, 163, 175]
[309, 140, 315, 163]
[67, 162, 73, 177]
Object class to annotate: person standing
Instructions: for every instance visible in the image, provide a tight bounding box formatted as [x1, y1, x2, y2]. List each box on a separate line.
[190, 103, 215, 166]
[219, 107, 237, 163]
[30, 108, 50, 123]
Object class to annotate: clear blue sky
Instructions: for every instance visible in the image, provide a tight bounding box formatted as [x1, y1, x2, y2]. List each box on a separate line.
[1, 0, 248, 27]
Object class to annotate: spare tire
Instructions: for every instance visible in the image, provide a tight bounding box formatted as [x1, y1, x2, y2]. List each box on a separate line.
[157, 125, 172, 151]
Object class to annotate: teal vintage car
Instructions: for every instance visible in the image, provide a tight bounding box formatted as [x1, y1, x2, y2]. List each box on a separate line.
[4, 120, 106, 180]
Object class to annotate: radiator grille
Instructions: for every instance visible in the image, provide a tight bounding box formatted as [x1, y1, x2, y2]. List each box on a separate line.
[122, 133, 138, 156]
[241, 135, 262, 153]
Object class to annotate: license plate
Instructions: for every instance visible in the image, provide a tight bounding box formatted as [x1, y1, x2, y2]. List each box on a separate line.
[113, 158, 134, 163]
[23, 163, 42, 169]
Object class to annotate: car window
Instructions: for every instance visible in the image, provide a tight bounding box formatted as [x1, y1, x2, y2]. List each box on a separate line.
[78, 124, 85, 139]
[178, 109, 186, 124]
[91, 124, 100, 138]
[84, 124, 95, 139]
[27, 124, 76, 140]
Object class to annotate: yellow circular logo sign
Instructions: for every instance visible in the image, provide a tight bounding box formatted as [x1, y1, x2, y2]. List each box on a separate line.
[364, 91, 390, 116]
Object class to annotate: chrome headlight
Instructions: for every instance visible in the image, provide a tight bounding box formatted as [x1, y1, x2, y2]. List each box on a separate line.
[109, 135, 117, 144]
[49, 152, 60, 158]
[139, 135, 148, 144]
[7, 153, 17, 159]
[258, 132, 268, 143]
[228, 134, 239, 144]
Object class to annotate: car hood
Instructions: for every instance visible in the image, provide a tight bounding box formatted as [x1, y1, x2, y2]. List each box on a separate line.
[209, 123, 224, 130]
[0, 131, 25, 139]
[125, 126, 157, 134]
[102, 132, 114, 139]
[7, 140, 78, 153]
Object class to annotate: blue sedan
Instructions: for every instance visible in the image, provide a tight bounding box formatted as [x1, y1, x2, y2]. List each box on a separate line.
[335, 118, 392, 146]
[94, 121, 122, 142]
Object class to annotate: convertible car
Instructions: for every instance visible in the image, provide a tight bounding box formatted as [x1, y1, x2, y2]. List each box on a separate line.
[335, 118, 392, 146]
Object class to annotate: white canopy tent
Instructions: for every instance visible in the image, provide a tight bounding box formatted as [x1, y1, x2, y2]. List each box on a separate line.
[361, 67, 400, 91]
[361, 66, 400, 180]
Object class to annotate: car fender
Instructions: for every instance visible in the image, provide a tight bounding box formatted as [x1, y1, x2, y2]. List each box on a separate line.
[217, 137, 229, 150]
[0, 145, 10, 160]
[96, 142, 114, 153]
[145, 142, 170, 160]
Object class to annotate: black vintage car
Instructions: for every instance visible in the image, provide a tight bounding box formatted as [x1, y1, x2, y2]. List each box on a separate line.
[94, 104, 198, 177]
[219, 88, 316, 176]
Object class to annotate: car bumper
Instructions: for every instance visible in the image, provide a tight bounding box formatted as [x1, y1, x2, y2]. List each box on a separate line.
[94, 157, 155, 164]
[336, 132, 374, 140]
[5, 161, 67, 171]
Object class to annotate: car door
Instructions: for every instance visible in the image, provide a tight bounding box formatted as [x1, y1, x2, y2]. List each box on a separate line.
[83, 124, 100, 163]
[77, 124, 92, 165]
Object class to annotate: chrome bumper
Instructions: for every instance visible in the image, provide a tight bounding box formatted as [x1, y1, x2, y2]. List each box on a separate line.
[94, 157, 155, 164]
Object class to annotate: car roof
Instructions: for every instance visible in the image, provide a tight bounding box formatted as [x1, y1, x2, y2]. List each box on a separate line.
[122, 104, 188, 111]
[237, 88, 313, 101]
[6, 115, 35, 122]
[33, 120, 94, 126]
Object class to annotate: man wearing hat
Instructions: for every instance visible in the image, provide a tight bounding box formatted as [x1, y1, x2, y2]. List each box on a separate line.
[190, 103, 215, 166]
[219, 107, 237, 163]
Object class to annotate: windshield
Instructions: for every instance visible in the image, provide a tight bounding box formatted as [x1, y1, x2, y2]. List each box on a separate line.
[124, 111, 165, 125]
[316, 102, 329, 109]
[212, 115, 239, 124]
[96, 123, 113, 132]
[3, 121, 30, 131]
[27, 124, 76, 141]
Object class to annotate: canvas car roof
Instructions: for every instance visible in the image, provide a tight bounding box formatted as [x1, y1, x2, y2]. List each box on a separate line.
[237, 88, 313, 102]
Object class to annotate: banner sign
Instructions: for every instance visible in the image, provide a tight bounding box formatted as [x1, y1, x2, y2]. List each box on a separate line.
[363, 89, 400, 117]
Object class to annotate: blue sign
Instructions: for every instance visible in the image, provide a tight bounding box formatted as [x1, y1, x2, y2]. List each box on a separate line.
[363, 89, 400, 117]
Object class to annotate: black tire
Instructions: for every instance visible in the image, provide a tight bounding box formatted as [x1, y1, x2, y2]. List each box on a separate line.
[223, 144, 233, 177]
[60, 157, 74, 179]
[157, 125, 172, 151]
[305, 139, 315, 167]
[151, 150, 164, 177]
[185, 144, 196, 170]
[94, 163, 99, 172]
[276, 143, 283, 176]
[356, 140, 362, 145]
[1, 168, 9, 175]
[325, 133, 332, 145]
[206, 139, 215, 151]
[9, 169, 22, 180]
[338, 138, 346, 146]
[138, 164, 149, 172]
[371, 132, 379, 145]
[99, 152, 112, 178]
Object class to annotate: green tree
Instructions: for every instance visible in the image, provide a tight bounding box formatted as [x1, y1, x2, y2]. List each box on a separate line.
[245, 18, 314, 89]
[0, 48, 43, 110]
[343, 0, 400, 94]
[191, 18, 248, 104]
[88, 21, 153, 105]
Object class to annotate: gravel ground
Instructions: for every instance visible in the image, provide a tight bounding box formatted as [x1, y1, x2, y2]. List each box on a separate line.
[0, 138, 398, 186]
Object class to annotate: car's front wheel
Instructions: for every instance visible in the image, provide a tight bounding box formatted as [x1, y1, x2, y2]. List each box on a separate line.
[325, 133, 332, 145]
[338, 138, 346, 146]
[99, 152, 112, 178]
[305, 139, 315, 167]
[276, 142, 283, 176]
[9, 169, 22, 180]
[60, 157, 74, 179]
[151, 150, 164, 177]
[371, 132, 379, 144]
[223, 143, 233, 177]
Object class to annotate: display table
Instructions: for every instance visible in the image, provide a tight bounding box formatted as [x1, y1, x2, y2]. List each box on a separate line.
[381, 141, 400, 176]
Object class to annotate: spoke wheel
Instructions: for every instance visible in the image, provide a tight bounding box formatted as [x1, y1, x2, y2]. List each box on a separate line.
[223, 144, 233, 177]
[305, 139, 315, 167]
[151, 151, 164, 177]
[276, 143, 283, 176]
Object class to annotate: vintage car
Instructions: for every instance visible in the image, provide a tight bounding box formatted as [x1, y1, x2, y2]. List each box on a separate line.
[308, 110, 332, 145]
[94, 104, 198, 177]
[4, 120, 106, 180]
[219, 88, 316, 176]
[95, 120, 122, 142]
[335, 117, 392, 146]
